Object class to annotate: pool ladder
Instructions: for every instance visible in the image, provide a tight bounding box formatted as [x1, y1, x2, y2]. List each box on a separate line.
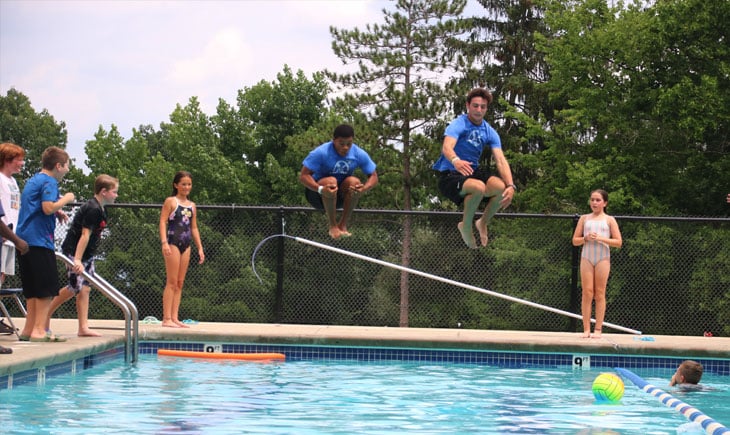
[56, 253, 140, 363]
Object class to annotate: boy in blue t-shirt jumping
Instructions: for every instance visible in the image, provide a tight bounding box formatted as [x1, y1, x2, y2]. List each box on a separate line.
[299, 124, 378, 239]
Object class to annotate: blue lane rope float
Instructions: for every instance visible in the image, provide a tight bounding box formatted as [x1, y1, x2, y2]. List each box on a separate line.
[615, 367, 728, 435]
[252, 234, 641, 335]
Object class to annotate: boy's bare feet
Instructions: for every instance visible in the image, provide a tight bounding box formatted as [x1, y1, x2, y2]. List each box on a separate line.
[161, 320, 182, 328]
[329, 227, 342, 239]
[475, 217, 488, 247]
[591, 330, 602, 339]
[338, 228, 352, 237]
[458, 221, 477, 249]
[78, 329, 102, 337]
[581, 331, 591, 338]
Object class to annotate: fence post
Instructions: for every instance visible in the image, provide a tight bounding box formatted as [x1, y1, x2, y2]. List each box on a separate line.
[569, 213, 580, 332]
[274, 206, 285, 322]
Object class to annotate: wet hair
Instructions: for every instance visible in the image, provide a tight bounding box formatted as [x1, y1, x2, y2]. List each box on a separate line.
[41, 146, 69, 170]
[333, 124, 355, 140]
[0, 142, 25, 169]
[466, 88, 493, 105]
[171, 170, 193, 196]
[95, 174, 118, 194]
[678, 360, 703, 384]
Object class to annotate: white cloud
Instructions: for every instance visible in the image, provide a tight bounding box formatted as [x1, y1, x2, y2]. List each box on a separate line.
[1, 0, 481, 171]
[167, 27, 253, 85]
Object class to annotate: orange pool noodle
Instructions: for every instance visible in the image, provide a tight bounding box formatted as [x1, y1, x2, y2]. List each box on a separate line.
[157, 349, 285, 361]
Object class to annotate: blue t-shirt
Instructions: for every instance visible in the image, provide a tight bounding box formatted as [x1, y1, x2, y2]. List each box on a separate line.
[302, 141, 377, 184]
[16, 172, 59, 250]
[432, 114, 502, 172]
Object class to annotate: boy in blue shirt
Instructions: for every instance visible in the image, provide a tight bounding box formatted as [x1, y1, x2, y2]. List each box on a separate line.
[16, 146, 75, 342]
[299, 124, 378, 239]
[433, 88, 516, 248]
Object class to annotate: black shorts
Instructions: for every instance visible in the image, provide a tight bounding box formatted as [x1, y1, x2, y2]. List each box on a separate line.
[437, 167, 493, 206]
[18, 246, 60, 299]
[304, 188, 345, 210]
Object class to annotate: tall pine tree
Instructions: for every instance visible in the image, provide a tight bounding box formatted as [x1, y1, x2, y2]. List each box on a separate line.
[327, 0, 471, 326]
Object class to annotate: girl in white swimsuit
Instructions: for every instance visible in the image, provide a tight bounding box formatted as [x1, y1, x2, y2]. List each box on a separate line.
[572, 190, 622, 339]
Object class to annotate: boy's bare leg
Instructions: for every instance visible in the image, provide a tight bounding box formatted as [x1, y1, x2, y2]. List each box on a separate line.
[30, 298, 54, 339]
[45, 286, 75, 331]
[76, 286, 102, 336]
[20, 298, 38, 338]
[475, 217, 488, 247]
[458, 180, 486, 249]
[457, 221, 476, 249]
[321, 186, 341, 239]
[337, 177, 362, 236]
[475, 178, 506, 247]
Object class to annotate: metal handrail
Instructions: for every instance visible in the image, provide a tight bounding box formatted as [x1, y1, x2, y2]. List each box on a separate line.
[55, 253, 139, 363]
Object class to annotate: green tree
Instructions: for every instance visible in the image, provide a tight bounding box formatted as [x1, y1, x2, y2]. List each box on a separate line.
[539, 0, 730, 216]
[456, 0, 554, 212]
[0, 88, 86, 193]
[214, 66, 329, 205]
[163, 99, 235, 203]
[327, 0, 472, 326]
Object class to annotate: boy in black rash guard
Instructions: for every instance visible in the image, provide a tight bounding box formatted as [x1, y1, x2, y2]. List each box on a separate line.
[45, 175, 118, 337]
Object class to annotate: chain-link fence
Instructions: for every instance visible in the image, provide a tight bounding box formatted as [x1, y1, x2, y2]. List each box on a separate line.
[3, 204, 729, 336]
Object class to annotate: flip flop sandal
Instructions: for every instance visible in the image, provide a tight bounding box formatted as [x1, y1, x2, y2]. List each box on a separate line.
[0, 345, 12, 354]
[182, 319, 199, 325]
[141, 316, 162, 325]
[29, 335, 67, 342]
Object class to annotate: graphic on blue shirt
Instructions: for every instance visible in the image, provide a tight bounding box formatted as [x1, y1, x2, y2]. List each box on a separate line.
[432, 114, 501, 172]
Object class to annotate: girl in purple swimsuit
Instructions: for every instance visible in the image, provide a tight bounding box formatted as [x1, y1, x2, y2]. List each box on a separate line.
[159, 171, 204, 328]
[572, 189, 622, 339]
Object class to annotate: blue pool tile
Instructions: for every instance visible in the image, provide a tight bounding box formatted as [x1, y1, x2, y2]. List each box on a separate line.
[2, 341, 729, 390]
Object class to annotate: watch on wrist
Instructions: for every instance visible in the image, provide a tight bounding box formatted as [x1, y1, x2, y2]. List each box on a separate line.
[506, 184, 517, 190]
[317, 185, 324, 195]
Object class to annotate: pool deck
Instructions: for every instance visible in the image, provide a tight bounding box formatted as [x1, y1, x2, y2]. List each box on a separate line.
[1, 318, 729, 376]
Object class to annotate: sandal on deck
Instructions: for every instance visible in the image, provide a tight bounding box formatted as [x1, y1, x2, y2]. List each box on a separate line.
[141, 316, 162, 325]
[29, 335, 67, 342]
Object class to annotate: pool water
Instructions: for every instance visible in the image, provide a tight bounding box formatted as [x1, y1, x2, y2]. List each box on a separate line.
[2, 355, 728, 434]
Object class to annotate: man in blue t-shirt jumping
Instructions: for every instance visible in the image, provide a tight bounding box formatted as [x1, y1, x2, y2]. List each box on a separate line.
[299, 124, 378, 239]
[433, 88, 516, 249]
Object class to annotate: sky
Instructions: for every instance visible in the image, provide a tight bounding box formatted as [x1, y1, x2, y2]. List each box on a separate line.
[1, 0, 481, 172]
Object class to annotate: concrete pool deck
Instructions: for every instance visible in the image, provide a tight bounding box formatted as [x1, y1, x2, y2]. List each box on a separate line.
[1, 318, 729, 377]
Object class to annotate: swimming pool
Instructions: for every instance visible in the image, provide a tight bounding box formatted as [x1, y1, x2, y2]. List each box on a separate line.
[1, 344, 729, 434]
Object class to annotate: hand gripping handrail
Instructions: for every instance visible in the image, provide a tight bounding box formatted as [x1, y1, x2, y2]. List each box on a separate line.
[56, 253, 139, 363]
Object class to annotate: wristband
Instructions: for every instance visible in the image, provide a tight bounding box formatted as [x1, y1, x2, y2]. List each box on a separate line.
[450, 156, 460, 164]
[162, 240, 168, 244]
[505, 184, 517, 191]
[317, 185, 324, 195]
